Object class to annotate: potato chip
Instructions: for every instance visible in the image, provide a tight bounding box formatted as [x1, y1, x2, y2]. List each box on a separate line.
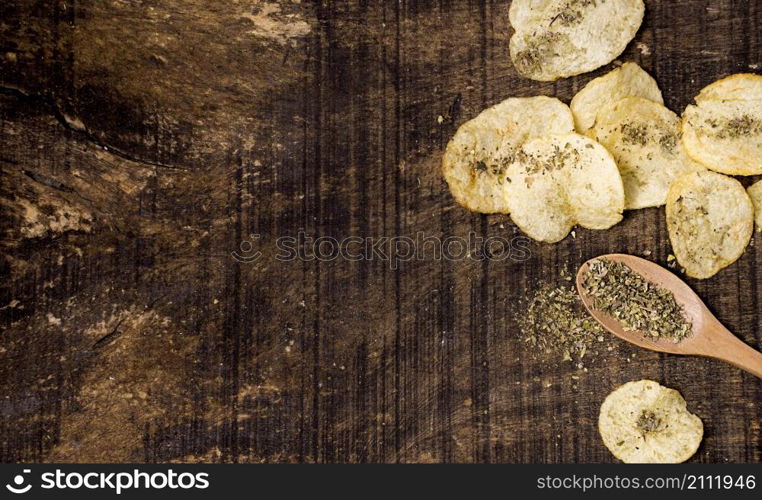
[508, 0, 548, 27]
[504, 133, 624, 242]
[509, 0, 645, 81]
[747, 180, 762, 231]
[666, 170, 753, 279]
[589, 97, 705, 209]
[442, 96, 574, 213]
[570, 62, 663, 133]
[599, 380, 703, 463]
[682, 74, 762, 175]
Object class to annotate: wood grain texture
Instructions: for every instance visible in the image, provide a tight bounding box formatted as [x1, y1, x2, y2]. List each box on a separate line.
[0, 0, 760, 463]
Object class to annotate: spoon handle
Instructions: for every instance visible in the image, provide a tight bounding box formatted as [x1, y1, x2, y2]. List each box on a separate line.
[701, 321, 762, 378]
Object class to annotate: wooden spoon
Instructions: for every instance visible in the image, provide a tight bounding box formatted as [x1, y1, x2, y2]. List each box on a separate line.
[576, 253, 762, 378]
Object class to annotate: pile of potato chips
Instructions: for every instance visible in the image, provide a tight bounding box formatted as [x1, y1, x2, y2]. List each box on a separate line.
[442, 63, 762, 279]
[441, 0, 761, 464]
[443, 0, 762, 279]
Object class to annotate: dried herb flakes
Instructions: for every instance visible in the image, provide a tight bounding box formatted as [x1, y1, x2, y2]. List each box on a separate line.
[581, 259, 692, 343]
[518, 282, 606, 364]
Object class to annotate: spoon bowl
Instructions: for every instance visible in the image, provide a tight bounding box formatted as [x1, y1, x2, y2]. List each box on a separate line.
[576, 254, 762, 377]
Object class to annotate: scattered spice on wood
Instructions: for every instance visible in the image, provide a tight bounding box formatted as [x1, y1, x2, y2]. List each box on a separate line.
[518, 278, 607, 365]
[581, 259, 692, 343]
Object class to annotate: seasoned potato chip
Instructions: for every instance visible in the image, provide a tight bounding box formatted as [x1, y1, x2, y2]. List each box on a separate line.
[508, 0, 548, 27]
[682, 74, 762, 175]
[748, 180, 762, 231]
[589, 97, 705, 209]
[599, 380, 703, 463]
[442, 96, 574, 213]
[509, 0, 645, 81]
[504, 133, 624, 242]
[689, 73, 762, 101]
[570, 62, 663, 133]
[666, 171, 753, 279]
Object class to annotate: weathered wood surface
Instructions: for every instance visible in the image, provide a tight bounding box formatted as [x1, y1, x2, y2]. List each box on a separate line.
[0, 0, 760, 463]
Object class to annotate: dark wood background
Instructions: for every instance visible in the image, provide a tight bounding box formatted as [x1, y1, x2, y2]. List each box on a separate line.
[1, 0, 760, 463]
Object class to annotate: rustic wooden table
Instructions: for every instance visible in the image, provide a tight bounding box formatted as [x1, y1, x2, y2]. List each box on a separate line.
[1, 0, 760, 463]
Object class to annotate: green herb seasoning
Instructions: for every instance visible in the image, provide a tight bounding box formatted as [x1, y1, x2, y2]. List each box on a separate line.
[636, 409, 661, 434]
[518, 282, 607, 364]
[658, 131, 679, 154]
[702, 114, 762, 139]
[514, 31, 566, 75]
[467, 146, 513, 183]
[517, 141, 582, 175]
[550, 0, 602, 27]
[516, 1, 603, 73]
[620, 122, 650, 146]
[581, 259, 692, 343]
